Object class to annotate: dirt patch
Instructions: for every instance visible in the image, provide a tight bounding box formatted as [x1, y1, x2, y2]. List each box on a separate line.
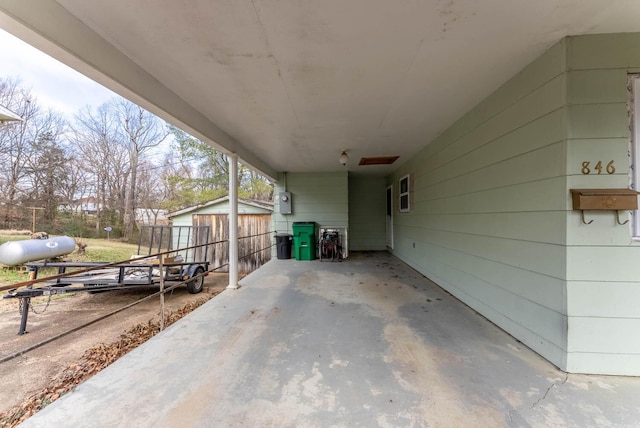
[0, 273, 228, 416]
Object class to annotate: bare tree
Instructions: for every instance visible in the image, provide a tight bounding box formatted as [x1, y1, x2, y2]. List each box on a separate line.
[71, 103, 127, 233]
[136, 159, 167, 225]
[25, 128, 68, 222]
[0, 77, 67, 229]
[113, 99, 168, 238]
[57, 154, 91, 217]
[0, 81, 174, 236]
[71, 98, 167, 238]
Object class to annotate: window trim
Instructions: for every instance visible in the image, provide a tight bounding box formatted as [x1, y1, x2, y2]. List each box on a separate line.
[399, 174, 410, 213]
[631, 75, 640, 240]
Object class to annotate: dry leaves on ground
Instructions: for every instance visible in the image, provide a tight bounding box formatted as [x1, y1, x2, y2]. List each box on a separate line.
[0, 295, 214, 427]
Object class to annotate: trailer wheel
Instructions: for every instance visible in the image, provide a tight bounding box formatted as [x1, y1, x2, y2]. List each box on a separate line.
[186, 267, 205, 294]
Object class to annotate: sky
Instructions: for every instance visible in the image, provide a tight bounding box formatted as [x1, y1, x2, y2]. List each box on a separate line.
[0, 28, 174, 161]
[0, 28, 116, 118]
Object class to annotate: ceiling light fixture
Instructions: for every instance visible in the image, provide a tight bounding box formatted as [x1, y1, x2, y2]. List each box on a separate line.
[339, 150, 348, 166]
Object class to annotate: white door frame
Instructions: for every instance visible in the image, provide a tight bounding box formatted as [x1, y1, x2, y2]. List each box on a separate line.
[386, 185, 393, 249]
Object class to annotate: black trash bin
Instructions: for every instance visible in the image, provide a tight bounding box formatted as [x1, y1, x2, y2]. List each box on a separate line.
[275, 233, 293, 259]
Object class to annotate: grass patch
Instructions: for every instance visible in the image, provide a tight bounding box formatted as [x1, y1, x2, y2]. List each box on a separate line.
[0, 235, 30, 246]
[0, 236, 140, 287]
[0, 269, 26, 284]
[66, 238, 140, 263]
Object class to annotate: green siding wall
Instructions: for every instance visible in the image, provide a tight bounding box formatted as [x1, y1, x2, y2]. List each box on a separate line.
[172, 215, 192, 227]
[388, 33, 640, 375]
[348, 175, 386, 251]
[273, 172, 349, 234]
[388, 40, 571, 369]
[564, 34, 640, 375]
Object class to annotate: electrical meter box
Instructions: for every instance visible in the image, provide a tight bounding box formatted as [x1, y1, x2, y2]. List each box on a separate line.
[279, 192, 292, 215]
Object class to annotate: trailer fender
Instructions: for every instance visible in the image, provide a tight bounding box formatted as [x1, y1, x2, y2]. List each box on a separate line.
[184, 265, 207, 294]
[182, 264, 206, 280]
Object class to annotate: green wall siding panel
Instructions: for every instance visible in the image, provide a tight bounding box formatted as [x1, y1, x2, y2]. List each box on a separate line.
[273, 172, 349, 236]
[568, 33, 640, 71]
[567, 103, 629, 139]
[418, 143, 566, 201]
[568, 69, 629, 104]
[567, 281, 640, 318]
[566, 353, 640, 377]
[567, 246, 640, 282]
[171, 216, 192, 227]
[395, 229, 567, 280]
[418, 111, 566, 190]
[421, 178, 567, 214]
[348, 175, 386, 251]
[416, 212, 566, 245]
[388, 39, 571, 370]
[568, 317, 640, 354]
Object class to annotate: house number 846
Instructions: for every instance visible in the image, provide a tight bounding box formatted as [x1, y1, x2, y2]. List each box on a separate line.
[581, 160, 615, 175]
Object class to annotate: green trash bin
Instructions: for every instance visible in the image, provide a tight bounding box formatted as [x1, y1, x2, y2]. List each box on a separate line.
[292, 222, 317, 260]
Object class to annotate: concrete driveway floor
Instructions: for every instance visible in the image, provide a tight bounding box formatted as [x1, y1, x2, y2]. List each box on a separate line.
[20, 252, 640, 427]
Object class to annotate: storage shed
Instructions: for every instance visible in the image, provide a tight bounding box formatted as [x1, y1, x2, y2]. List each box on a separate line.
[168, 197, 273, 273]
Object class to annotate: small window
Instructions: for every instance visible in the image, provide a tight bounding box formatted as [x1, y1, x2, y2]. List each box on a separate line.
[399, 174, 410, 212]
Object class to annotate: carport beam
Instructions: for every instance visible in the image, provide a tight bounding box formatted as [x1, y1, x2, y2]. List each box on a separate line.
[227, 154, 239, 289]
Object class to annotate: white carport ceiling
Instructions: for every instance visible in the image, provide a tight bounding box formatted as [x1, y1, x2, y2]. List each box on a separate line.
[1, 1, 640, 179]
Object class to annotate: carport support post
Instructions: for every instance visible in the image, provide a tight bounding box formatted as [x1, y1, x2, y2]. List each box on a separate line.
[227, 153, 239, 289]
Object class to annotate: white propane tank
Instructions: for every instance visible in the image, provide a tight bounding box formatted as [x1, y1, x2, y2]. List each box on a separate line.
[0, 236, 76, 266]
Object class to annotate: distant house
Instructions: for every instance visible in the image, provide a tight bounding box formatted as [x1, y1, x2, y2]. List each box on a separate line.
[59, 199, 166, 225]
[168, 197, 273, 273]
[58, 197, 101, 215]
[78, 197, 99, 215]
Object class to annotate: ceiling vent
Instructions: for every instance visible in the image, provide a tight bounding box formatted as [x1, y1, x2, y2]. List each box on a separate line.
[358, 156, 400, 166]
